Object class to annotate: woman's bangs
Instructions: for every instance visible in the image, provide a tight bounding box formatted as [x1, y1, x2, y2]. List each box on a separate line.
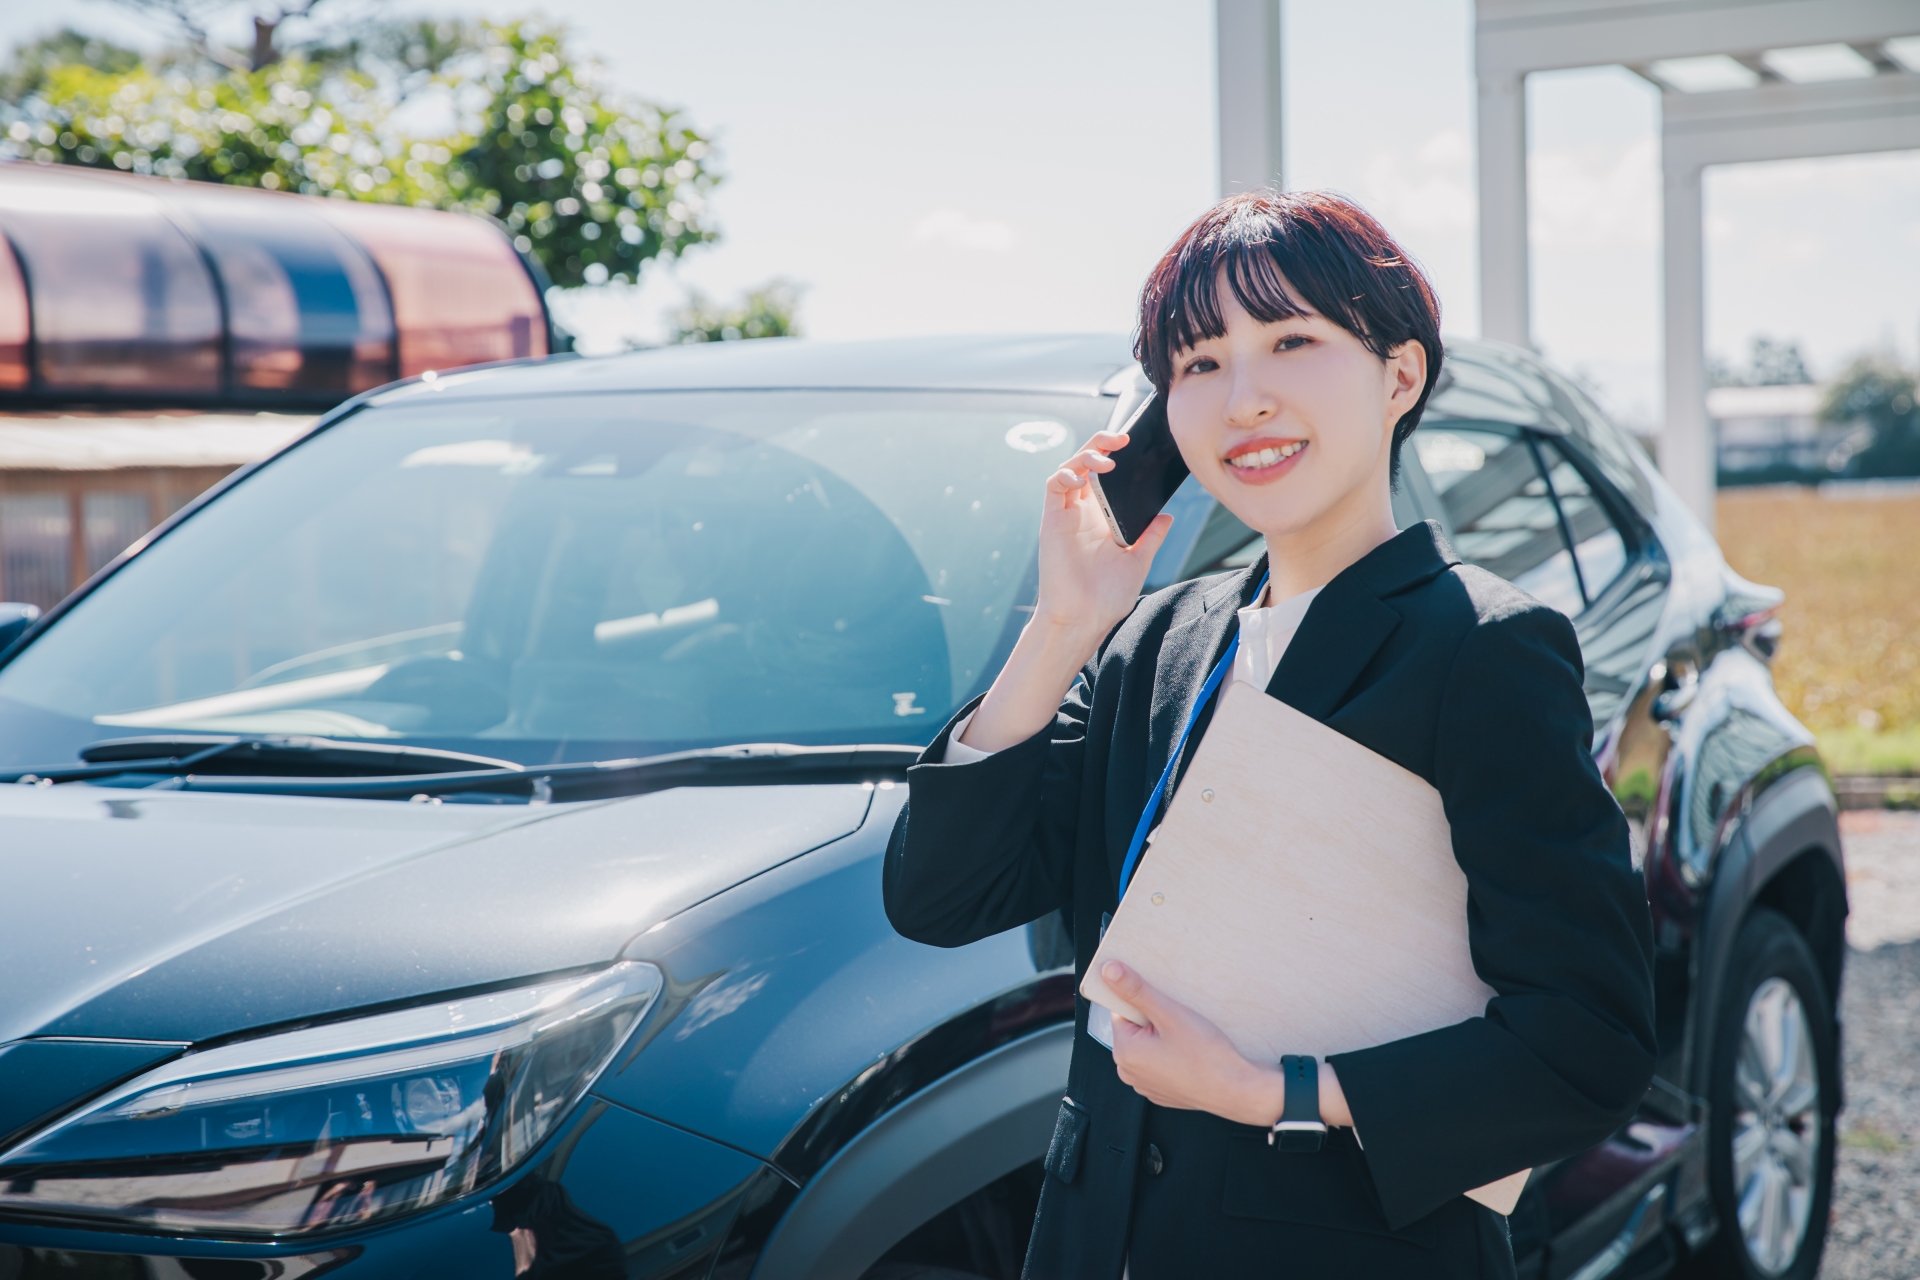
[1165, 238, 1311, 357]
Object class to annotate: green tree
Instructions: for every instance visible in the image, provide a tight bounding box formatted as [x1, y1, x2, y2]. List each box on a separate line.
[0, 19, 720, 289]
[4, 56, 445, 202]
[0, 28, 139, 103]
[1820, 357, 1920, 479]
[671, 280, 804, 343]
[105, 0, 329, 73]
[449, 23, 717, 287]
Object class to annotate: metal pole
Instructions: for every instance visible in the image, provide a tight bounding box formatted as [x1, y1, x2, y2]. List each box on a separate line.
[1216, 0, 1285, 197]
[1661, 157, 1715, 530]
[1475, 70, 1530, 347]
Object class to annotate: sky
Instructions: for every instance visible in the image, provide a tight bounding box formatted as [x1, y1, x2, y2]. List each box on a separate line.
[4, 0, 1919, 434]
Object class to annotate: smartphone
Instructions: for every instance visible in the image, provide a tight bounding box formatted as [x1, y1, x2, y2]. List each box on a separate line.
[1090, 393, 1190, 548]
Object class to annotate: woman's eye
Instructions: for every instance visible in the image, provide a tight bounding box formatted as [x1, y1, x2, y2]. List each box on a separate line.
[1276, 335, 1311, 352]
[1182, 356, 1219, 375]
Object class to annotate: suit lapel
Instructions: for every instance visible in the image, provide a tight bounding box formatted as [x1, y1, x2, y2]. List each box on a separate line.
[1111, 523, 1458, 894]
[1267, 520, 1459, 721]
[1265, 584, 1402, 722]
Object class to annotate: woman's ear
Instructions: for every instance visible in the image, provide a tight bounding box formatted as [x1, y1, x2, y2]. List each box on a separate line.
[1384, 340, 1427, 419]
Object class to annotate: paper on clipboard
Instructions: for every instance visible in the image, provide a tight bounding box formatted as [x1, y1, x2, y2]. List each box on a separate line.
[1079, 679, 1528, 1215]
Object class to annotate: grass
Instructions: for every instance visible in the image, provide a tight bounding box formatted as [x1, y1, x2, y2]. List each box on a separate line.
[1716, 487, 1920, 776]
[1840, 1119, 1906, 1153]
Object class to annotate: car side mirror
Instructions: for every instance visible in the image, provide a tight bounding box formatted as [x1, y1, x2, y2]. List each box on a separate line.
[0, 602, 42, 652]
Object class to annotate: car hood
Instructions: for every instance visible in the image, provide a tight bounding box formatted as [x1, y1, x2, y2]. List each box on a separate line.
[0, 781, 872, 1045]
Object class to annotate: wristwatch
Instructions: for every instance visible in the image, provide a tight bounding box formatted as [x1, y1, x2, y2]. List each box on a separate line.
[1269, 1054, 1328, 1152]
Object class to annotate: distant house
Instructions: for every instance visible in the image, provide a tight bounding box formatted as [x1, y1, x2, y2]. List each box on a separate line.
[0, 411, 311, 609]
[0, 163, 553, 609]
[1709, 383, 1845, 479]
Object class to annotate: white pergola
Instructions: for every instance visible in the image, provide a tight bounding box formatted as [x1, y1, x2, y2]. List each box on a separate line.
[1215, 0, 1287, 196]
[1474, 0, 1920, 529]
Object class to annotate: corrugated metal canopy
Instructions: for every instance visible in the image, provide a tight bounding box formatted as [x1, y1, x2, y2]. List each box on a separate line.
[0, 164, 548, 410]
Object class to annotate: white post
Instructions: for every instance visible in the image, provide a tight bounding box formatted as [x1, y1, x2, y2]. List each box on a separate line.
[1661, 158, 1715, 530]
[1475, 70, 1530, 346]
[1216, 0, 1284, 197]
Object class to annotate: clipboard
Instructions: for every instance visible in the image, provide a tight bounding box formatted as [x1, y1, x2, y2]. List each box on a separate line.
[1080, 678, 1530, 1215]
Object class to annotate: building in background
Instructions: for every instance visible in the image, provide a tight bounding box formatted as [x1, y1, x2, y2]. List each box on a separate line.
[1711, 383, 1824, 477]
[0, 163, 552, 609]
[0, 411, 310, 608]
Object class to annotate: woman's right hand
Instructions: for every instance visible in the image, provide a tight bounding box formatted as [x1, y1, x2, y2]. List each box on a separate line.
[953, 432, 1174, 755]
[1032, 431, 1176, 642]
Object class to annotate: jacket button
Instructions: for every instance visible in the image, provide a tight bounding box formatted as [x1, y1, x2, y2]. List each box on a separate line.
[1146, 1143, 1164, 1176]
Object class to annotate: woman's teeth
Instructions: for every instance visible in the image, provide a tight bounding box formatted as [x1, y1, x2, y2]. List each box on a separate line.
[1227, 442, 1304, 470]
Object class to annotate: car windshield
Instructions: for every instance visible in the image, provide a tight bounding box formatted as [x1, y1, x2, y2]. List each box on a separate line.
[0, 389, 1109, 768]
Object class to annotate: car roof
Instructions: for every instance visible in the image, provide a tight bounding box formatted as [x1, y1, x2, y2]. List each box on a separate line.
[369, 333, 1142, 407]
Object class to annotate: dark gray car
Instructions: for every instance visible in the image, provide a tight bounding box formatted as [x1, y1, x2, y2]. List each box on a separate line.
[0, 334, 1842, 1280]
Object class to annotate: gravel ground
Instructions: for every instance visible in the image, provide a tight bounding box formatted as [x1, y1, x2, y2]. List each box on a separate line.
[1821, 810, 1920, 1280]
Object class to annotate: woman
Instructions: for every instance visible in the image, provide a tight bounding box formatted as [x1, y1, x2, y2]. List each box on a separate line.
[883, 191, 1655, 1279]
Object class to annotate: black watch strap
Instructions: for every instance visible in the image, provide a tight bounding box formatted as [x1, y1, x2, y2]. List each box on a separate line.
[1270, 1055, 1327, 1152]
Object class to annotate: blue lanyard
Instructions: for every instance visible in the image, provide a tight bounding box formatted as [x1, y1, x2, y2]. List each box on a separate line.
[1116, 571, 1269, 899]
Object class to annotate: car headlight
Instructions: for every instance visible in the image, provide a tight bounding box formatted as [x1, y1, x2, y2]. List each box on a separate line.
[0, 962, 662, 1237]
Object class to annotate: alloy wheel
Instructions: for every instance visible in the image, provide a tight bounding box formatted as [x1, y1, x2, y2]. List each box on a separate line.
[1731, 977, 1821, 1275]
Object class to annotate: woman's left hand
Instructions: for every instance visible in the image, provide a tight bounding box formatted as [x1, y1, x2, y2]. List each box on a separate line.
[1102, 961, 1286, 1127]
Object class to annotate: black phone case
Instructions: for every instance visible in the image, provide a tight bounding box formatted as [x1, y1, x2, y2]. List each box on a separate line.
[1090, 394, 1189, 548]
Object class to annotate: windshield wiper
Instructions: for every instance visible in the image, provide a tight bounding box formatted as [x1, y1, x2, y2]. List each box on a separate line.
[3, 735, 523, 787]
[5, 740, 922, 803]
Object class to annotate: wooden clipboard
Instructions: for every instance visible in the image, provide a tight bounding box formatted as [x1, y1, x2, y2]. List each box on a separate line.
[1079, 679, 1529, 1214]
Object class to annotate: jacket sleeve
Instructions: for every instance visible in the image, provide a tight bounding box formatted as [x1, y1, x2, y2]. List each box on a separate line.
[1328, 604, 1657, 1228]
[882, 671, 1093, 949]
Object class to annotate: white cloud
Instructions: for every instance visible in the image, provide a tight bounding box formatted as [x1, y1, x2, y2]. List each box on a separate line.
[911, 208, 1018, 252]
[1529, 136, 1659, 252]
[1356, 129, 1476, 238]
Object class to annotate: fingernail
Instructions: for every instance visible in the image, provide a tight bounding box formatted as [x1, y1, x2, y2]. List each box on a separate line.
[1102, 961, 1124, 982]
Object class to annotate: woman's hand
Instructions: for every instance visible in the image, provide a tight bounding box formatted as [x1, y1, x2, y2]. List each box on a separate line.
[1031, 432, 1174, 639]
[1102, 961, 1353, 1129]
[955, 433, 1173, 754]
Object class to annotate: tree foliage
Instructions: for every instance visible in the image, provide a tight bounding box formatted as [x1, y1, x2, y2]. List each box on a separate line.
[1709, 334, 1813, 388]
[105, 0, 327, 73]
[0, 28, 140, 103]
[451, 24, 715, 288]
[1820, 357, 1920, 479]
[0, 19, 719, 288]
[671, 279, 804, 344]
[5, 57, 440, 202]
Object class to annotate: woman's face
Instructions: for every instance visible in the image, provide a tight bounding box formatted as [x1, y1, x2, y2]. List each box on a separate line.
[1165, 269, 1426, 543]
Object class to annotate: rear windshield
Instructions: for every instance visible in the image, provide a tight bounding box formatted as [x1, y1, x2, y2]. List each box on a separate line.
[0, 389, 1108, 767]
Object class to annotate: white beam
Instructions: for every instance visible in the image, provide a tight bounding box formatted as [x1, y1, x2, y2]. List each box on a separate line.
[1476, 70, 1531, 346]
[1663, 71, 1920, 169]
[1477, 0, 1920, 77]
[1660, 160, 1712, 529]
[1216, 0, 1285, 196]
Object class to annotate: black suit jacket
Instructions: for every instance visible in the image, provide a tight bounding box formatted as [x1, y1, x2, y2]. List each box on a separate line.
[884, 522, 1657, 1280]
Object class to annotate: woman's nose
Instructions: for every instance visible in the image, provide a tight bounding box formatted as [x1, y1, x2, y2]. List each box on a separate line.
[1223, 369, 1277, 430]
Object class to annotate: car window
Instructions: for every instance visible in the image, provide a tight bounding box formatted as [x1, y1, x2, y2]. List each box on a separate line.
[1535, 438, 1629, 603]
[1413, 425, 1587, 617]
[0, 390, 1108, 766]
[1538, 366, 1656, 507]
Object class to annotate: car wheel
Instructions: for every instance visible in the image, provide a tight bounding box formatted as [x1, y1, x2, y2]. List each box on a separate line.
[1693, 908, 1837, 1280]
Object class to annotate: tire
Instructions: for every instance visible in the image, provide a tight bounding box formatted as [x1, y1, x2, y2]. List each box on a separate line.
[1691, 908, 1838, 1280]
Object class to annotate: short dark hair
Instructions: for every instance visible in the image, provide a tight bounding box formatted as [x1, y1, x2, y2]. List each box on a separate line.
[1134, 191, 1443, 475]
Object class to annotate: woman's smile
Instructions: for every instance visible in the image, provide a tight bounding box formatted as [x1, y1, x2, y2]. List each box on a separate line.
[1223, 437, 1309, 484]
